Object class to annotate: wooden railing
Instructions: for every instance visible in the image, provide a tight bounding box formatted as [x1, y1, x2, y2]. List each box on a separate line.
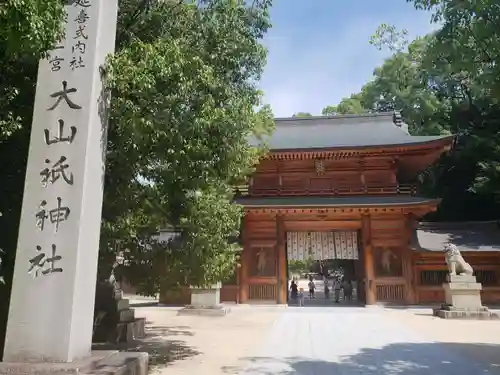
[235, 184, 417, 197]
[419, 269, 498, 286]
[248, 284, 278, 301]
[376, 283, 406, 302]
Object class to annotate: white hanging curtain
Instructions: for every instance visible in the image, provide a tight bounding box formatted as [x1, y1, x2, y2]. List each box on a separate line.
[287, 231, 359, 261]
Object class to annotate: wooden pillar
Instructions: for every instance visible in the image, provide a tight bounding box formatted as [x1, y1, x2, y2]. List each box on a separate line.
[276, 214, 287, 304]
[362, 214, 376, 305]
[239, 216, 249, 303]
[404, 213, 417, 304]
[359, 157, 366, 192]
[391, 158, 398, 184]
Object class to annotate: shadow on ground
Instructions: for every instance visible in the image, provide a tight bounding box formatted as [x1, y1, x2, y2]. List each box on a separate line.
[222, 342, 500, 375]
[92, 324, 200, 368]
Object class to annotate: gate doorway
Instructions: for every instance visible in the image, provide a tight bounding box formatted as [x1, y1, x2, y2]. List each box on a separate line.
[285, 231, 365, 306]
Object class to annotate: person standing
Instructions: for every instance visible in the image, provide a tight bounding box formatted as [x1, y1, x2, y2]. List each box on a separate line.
[333, 277, 342, 303]
[323, 277, 330, 300]
[298, 288, 305, 306]
[290, 280, 298, 304]
[342, 279, 353, 301]
[308, 277, 316, 299]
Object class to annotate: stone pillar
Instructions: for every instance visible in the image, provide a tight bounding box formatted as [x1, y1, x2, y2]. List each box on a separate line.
[362, 215, 376, 305]
[276, 214, 287, 304]
[3, 0, 118, 363]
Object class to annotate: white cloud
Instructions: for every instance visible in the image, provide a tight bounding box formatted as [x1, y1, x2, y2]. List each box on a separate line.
[260, 10, 439, 117]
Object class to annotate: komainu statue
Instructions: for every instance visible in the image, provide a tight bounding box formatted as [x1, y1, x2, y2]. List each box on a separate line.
[444, 243, 473, 276]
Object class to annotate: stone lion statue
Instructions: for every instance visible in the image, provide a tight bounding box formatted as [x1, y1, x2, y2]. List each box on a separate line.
[444, 243, 473, 276]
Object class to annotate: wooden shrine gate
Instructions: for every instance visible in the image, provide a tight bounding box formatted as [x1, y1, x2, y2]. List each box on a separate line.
[245, 230, 364, 303]
[240, 213, 416, 305]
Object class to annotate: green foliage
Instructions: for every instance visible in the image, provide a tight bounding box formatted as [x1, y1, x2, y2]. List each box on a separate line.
[407, 0, 500, 198]
[370, 23, 409, 52]
[121, 187, 242, 294]
[0, 1, 65, 142]
[293, 112, 313, 117]
[0, 0, 64, 58]
[0, 0, 273, 317]
[99, 0, 274, 293]
[288, 259, 311, 275]
[322, 94, 367, 115]
[322, 1, 500, 220]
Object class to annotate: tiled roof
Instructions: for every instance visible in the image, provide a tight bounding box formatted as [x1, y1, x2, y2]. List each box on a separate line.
[251, 112, 453, 151]
[412, 221, 500, 252]
[235, 196, 439, 207]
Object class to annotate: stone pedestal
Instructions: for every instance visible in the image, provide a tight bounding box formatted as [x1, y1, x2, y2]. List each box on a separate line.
[178, 282, 230, 317]
[0, 351, 148, 375]
[433, 275, 499, 320]
[116, 299, 146, 342]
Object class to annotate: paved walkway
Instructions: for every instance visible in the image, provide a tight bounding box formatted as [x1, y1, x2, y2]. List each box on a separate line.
[242, 306, 499, 375]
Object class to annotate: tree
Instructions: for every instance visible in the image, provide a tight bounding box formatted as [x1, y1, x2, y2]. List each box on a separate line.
[99, 0, 274, 293]
[322, 94, 367, 115]
[406, 0, 500, 198]
[322, 5, 500, 221]
[0, 0, 65, 141]
[323, 35, 449, 135]
[369, 23, 409, 53]
[0, 0, 64, 57]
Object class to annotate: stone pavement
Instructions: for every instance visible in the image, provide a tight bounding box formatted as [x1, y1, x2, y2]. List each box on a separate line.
[384, 307, 500, 371]
[129, 304, 500, 375]
[241, 306, 500, 375]
[131, 305, 281, 375]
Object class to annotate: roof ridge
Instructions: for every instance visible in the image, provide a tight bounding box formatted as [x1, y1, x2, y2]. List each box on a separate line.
[275, 112, 393, 123]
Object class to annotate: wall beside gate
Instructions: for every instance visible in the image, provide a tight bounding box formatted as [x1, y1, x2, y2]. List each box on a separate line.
[240, 214, 279, 302]
[413, 251, 500, 304]
[370, 216, 414, 304]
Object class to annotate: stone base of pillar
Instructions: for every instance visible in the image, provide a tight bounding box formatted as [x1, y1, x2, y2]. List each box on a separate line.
[116, 299, 146, 342]
[177, 283, 231, 317]
[0, 351, 148, 375]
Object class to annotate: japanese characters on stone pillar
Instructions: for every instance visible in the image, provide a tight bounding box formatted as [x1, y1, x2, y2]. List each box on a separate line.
[3, 0, 118, 363]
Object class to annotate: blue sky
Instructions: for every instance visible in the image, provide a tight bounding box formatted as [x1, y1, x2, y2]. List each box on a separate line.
[260, 0, 438, 117]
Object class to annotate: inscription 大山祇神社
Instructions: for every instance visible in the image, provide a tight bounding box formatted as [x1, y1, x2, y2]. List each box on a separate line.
[28, 244, 63, 278]
[40, 156, 74, 186]
[28, 1, 89, 278]
[48, 81, 82, 111]
[36, 197, 71, 233]
[3, 0, 119, 362]
[44, 119, 77, 145]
